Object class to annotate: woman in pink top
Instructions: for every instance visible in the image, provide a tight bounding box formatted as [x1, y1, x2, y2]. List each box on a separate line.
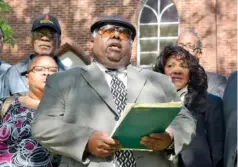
[0, 56, 60, 167]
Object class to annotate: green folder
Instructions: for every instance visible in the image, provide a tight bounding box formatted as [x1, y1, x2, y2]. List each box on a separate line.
[110, 101, 182, 151]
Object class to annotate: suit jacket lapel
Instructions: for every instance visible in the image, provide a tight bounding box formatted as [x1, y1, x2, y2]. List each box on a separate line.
[80, 63, 118, 116]
[127, 65, 147, 103]
[80, 64, 146, 116]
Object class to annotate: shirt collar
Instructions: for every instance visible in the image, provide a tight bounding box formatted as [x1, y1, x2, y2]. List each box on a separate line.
[177, 85, 188, 102]
[94, 61, 127, 74]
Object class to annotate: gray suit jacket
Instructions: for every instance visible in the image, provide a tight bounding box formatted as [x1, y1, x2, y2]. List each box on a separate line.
[206, 72, 227, 98]
[31, 63, 196, 167]
[223, 71, 237, 167]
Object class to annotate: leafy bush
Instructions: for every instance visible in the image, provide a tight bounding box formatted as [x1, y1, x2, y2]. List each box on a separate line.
[0, 0, 15, 46]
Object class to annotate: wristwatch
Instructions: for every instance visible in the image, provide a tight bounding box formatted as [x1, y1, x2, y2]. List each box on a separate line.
[164, 141, 175, 158]
[166, 141, 174, 150]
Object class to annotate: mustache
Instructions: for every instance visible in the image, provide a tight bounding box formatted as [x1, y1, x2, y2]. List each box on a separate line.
[34, 52, 54, 57]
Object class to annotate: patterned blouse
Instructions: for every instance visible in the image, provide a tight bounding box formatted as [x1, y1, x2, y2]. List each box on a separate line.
[0, 97, 61, 167]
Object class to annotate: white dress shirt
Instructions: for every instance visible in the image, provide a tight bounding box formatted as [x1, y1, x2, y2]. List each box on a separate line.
[95, 61, 127, 89]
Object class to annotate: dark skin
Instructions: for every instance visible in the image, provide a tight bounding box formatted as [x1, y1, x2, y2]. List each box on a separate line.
[91, 28, 132, 70]
[86, 25, 173, 157]
[32, 28, 61, 56]
[140, 131, 173, 151]
[86, 130, 121, 157]
[86, 130, 173, 157]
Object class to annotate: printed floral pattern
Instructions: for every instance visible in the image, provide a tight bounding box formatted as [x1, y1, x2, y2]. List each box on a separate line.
[0, 97, 61, 167]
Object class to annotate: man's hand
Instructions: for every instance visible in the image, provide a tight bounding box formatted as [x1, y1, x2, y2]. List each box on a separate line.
[86, 130, 121, 157]
[140, 132, 173, 151]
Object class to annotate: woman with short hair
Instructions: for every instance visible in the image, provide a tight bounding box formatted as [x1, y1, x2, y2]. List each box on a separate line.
[0, 56, 61, 167]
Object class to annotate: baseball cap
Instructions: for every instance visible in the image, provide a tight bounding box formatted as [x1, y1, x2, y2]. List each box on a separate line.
[90, 15, 136, 40]
[31, 14, 61, 35]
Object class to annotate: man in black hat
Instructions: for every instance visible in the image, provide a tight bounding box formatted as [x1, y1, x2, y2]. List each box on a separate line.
[32, 15, 196, 167]
[1, 14, 66, 98]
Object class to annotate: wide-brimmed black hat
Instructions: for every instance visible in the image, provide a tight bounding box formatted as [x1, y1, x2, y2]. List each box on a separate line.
[31, 14, 61, 35]
[90, 15, 136, 40]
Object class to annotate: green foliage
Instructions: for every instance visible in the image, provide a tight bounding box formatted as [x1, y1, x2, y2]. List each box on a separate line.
[0, 0, 11, 12]
[0, 0, 15, 46]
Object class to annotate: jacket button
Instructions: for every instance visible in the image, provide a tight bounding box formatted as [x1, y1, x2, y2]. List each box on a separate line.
[115, 116, 119, 121]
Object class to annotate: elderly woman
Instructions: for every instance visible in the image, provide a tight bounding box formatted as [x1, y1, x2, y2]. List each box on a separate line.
[0, 56, 60, 166]
[153, 45, 224, 167]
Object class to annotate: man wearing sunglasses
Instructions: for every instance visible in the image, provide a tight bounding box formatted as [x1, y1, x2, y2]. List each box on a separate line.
[177, 29, 227, 98]
[1, 14, 66, 98]
[32, 15, 196, 167]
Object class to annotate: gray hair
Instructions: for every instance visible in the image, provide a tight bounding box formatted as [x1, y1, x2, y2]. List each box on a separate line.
[179, 29, 203, 49]
[92, 29, 98, 39]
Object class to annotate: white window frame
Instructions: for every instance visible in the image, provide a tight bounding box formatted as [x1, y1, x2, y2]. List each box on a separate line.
[137, 0, 180, 68]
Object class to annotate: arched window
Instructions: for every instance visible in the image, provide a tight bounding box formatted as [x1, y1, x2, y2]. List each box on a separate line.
[137, 0, 179, 68]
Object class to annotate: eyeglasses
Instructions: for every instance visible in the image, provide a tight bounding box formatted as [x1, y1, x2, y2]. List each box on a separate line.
[28, 66, 58, 74]
[97, 25, 132, 40]
[178, 43, 200, 53]
[33, 30, 59, 40]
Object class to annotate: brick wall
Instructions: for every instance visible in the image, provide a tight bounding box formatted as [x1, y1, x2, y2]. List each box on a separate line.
[174, 0, 237, 76]
[0, 0, 236, 76]
[216, 0, 237, 75]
